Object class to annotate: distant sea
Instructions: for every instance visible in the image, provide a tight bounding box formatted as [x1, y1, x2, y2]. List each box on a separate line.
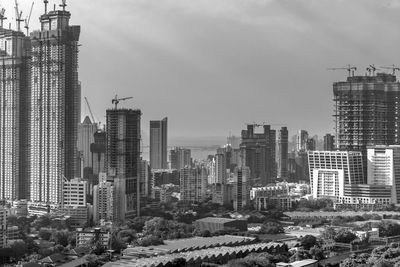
[141, 136, 228, 161]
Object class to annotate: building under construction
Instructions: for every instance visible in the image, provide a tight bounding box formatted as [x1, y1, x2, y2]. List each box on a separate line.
[106, 108, 141, 222]
[334, 73, 400, 152]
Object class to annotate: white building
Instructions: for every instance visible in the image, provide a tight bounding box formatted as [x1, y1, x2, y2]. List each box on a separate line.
[93, 173, 114, 224]
[308, 151, 364, 199]
[367, 145, 400, 204]
[63, 178, 88, 227]
[251, 184, 292, 211]
[180, 166, 207, 202]
[76, 227, 110, 248]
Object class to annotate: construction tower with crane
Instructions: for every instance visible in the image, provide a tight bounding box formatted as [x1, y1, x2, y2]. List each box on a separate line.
[29, 0, 81, 208]
[333, 67, 400, 182]
[0, 2, 31, 201]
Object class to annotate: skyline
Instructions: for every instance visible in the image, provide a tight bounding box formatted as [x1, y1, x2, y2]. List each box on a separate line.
[2, 0, 400, 140]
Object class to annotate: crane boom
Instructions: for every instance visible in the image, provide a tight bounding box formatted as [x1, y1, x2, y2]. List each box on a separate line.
[84, 97, 96, 123]
[112, 95, 133, 109]
[327, 65, 357, 77]
[24, 2, 34, 35]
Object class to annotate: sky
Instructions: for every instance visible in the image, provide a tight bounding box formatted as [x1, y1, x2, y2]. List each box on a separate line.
[2, 0, 400, 143]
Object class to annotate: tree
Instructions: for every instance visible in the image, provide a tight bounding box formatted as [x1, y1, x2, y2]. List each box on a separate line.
[127, 216, 153, 232]
[334, 230, 357, 244]
[52, 230, 70, 247]
[39, 228, 53, 241]
[7, 215, 18, 226]
[300, 235, 317, 250]
[290, 249, 311, 263]
[309, 245, 324, 260]
[9, 241, 28, 260]
[32, 214, 52, 230]
[321, 227, 336, 240]
[379, 222, 400, 237]
[171, 257, 187, 267]
[117, 229, 136, 244]
[260, 222, 284, 234]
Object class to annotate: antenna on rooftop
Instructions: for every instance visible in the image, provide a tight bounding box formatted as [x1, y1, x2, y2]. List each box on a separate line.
[0, 8, 7, 28]
[60, 0, 67, 11]
[44, 0, 48, 14]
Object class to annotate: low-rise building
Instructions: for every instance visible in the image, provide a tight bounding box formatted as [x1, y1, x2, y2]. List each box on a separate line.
[76, 228, 110, 248]
[251, 185, 292, 210]
[194, 217, 247, 233]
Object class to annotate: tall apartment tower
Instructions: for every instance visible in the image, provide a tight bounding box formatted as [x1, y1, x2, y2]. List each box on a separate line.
[296, 130, 309, 152]
[29, 7, 81, 207]
[240, 124, 275, 185]
[324, 134, 335, 151]
[0, 28, 30, 201]
[91, 130, 106, 177]
[150, 117, 168, 169]
[180, 166, 207, 202]
[334, 73, 400, 151]
[277, 127, 288, 179]
[77, 116, 97, 172]
[170, 147, 191, 170]
[106, 108, 141, 222]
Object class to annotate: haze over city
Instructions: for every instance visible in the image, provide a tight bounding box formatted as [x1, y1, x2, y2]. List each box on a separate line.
[2, 0, 400, 141]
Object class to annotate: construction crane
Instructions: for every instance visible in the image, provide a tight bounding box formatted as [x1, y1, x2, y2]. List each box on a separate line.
[84, 97, 97, 124]
[327, 65, 357, 77]
[0, 8, 7, 28]
[14, 0, 23, 32]
[366, 64, 377, 76]
[380, 65, 400, 75]
[112, 95, 133, 109]
[24, 2, 34, 36]
[59, 0, 67, 11]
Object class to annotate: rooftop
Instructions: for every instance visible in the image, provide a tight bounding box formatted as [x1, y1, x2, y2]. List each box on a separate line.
[196, 217, 244, 224]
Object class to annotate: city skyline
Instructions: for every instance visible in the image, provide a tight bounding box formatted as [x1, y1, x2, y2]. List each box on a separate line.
[2, 0, 399, 139]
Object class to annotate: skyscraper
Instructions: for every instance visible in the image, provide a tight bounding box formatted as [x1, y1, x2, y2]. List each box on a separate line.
[277, 127, 288, 179]
[240, 124, 275, 185]
[323, 134, 335, 151]
[77, 116, 97, 174]
[334, 73, 400, 151]
[150, 117, 168, 169]
[29, 6, 81, 207]
[296, 130, 309, 152]
[180, 166, 207, 202]
[0, 27, 30, 201]
[170, 147, 191, 170]
[106, 108, 141, 222]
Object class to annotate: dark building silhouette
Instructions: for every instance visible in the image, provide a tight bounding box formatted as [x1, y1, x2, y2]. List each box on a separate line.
[240, 124, 275, 185]
[150, 117, 168, 169]
[323, 134, 335, 151]
[277, 127, 288, 179]
[106, 108, 141, 222]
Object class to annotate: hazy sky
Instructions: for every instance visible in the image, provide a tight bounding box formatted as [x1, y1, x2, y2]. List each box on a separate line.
[3, 0, 400, 141]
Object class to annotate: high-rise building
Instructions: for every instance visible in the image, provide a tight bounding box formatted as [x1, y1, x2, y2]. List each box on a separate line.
[0, 209, 7, 248]
[324, 134, 335, 151]
[306, 138, 316, 151]
[334, 73, 400, 151]
[63, 178, 88, 227]
[106, 108, 141, 222]
[277, 127, 288, 179]
[308, 151, 364, 198]
[91, 130, 106, 177]
[77, 116, 97, 173]
[240, 124, 275, 185]
[367, 145, 400, 204]
[233, 166, 250, 211]
[0, 27, 30, 201]
[93, 172, 114, 224]
[296, 130, 309, 152]
[150, 117, 168, 169]
[180, 166, 207, 202]
[29, 6, 81, 208]
[170, 147, 191, 170]
[139, 160, 150, 199]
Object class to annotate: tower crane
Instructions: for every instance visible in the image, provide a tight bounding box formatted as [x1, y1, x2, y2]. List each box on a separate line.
[84, 97, 97, 124]
[380, 65, 400, 75]
[112, 95, 133, 109]
[327, 64, 357, 77]
[0, 8, 7, 28]
[24, 2, 34, 36]
[14, 0, 23, 32]
[366, 64, 377, 76]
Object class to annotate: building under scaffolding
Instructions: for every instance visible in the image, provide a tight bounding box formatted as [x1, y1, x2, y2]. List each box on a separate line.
[333, 73, 400, 152]
[106, 108, 141, 222]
